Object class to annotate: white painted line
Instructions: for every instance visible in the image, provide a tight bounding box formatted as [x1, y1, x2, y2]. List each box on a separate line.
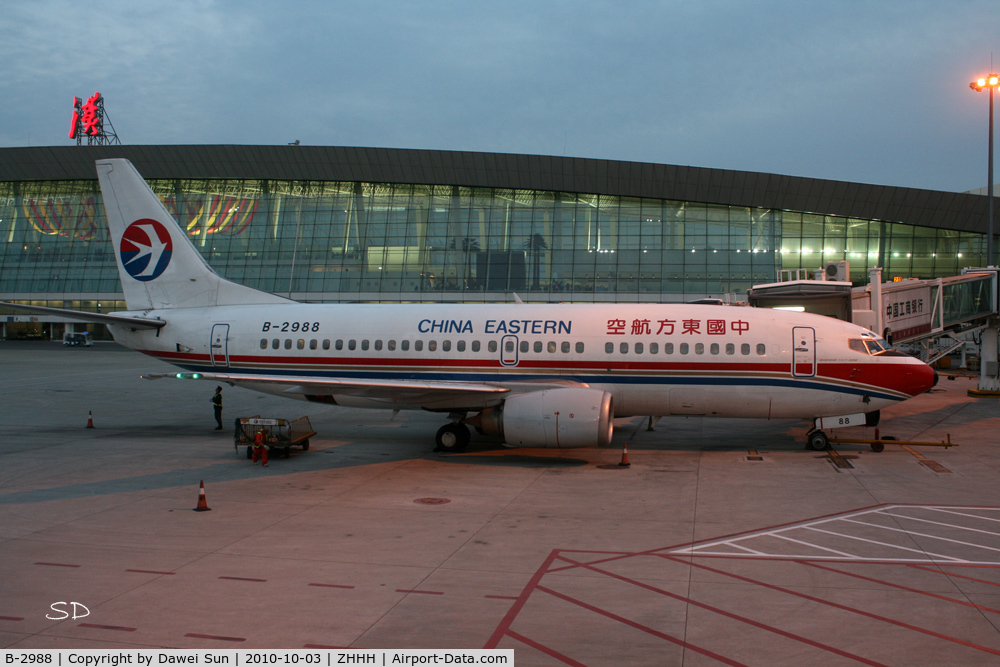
[840, 518, 1000, 554]
[803, 526, 965, 562]
[724, 542, 768, 555]
[769, 533, 858, 558]
[924, 507, 1000, 524]
[881, 511, 1000, 539]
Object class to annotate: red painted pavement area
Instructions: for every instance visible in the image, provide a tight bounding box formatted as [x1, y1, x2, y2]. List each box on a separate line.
[485, 504, 1000, 664]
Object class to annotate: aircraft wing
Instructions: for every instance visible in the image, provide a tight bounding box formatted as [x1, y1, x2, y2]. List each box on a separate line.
[141, 371, 512, 406]
[0, 302, 166, 329]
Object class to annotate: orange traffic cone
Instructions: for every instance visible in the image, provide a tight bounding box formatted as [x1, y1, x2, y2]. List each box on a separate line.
[618, 442, 631, 467]
[193, 480, 211, 512]
[86, 411, 94, 428]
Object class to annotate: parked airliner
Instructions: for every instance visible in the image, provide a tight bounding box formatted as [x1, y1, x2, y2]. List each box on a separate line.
[2, 159, 937, 452]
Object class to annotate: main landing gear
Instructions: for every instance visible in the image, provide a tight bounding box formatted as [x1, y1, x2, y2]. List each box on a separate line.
[434, 423, 470, 453]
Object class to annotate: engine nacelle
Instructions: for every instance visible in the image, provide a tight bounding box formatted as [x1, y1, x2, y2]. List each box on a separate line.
[471, 387, 614, 448]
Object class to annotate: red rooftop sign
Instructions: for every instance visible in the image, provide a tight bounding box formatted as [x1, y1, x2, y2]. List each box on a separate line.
[69, 92, 102, 139]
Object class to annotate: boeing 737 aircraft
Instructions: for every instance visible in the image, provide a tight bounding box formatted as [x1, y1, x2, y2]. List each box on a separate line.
[2, 159, 937, 452]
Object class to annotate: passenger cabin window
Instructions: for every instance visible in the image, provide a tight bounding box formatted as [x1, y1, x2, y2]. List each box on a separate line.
[680, 343, 689, 354]
[710, 343, 719, 355]
[534, 341, 543, 353]
[695, 343, 704, 355]
[388, 340, 396, 351]
[649, 342, 658, 354]
[472, 340, 481, 352]
[726, 343, 734, 355]
[259, 339, 267, 350]
[348, 340, 356, 351]
[361, 340, 369, 351]
[620, 342, 629, 354]
[284, 339, 292, 350]
[505, 340, 515, 353]
[335, 339, 344, 351]
[741, 343, 750, 355]
[756, 343, 766, 355]
[576, 342, 585, 353]
[414, 340, 423, 351]
[635, 342, 644, 354]
[442, 340, 451, 352]
[488, 341, 497, 353]
[309, 339, 318, 350]
[322, 340, 330, 350]
[401, 340, 410, 351]
[297, 339, 305, 350]
[428, 340, 437, 352]
[272, 339, 279, 350]
[548, 341, 557, 353]
[457, 341, 465, 352]
[374, 340, 383, 351]
[520, 341, 529, 353]
[665, 343, 674, 354]
[605, 342, 614, 354]
[561, 342, 570, 353]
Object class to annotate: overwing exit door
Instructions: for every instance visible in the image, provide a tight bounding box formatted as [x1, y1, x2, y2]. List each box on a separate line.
[500, 335, 519, 366]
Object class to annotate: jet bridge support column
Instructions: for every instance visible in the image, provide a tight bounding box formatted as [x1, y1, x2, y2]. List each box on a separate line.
[978, 318, 1000, 393]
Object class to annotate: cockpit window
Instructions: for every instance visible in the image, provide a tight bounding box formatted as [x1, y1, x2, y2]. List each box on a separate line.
[864, 338, 887, 354]
[850, 337, 889, 355]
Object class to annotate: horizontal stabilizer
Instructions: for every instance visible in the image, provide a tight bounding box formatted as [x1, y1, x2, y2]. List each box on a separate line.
[0, 302, 165, 329]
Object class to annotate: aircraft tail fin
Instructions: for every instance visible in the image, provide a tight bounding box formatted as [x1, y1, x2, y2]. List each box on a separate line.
[97, 158, 291, 311]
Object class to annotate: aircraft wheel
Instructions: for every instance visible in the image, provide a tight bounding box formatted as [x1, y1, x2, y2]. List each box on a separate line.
[871, 441, 885, 453]
[807, 430, 830, 451]
[301, 439, 310, 451]
[435, 423, 470, 453]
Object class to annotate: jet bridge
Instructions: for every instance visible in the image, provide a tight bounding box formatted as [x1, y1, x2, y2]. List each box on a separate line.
[853, 267, 998, 393]
[852, 269, 996, 344]
[748, 263, 999, 393]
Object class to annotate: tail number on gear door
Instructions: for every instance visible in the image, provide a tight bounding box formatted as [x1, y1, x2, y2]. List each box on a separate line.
[262, 321, 321, 333]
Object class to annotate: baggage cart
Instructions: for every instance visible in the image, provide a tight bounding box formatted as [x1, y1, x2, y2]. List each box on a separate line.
[234, 415, 316, 459]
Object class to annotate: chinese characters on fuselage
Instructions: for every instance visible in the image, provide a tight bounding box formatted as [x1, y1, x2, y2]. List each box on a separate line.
[606, 318, 749, 336]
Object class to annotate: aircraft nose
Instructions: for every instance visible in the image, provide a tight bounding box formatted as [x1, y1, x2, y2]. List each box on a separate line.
[913, 360, 938, 395]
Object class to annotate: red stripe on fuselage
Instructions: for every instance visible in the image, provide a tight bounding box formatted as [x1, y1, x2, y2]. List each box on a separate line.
[139, 349, 933, 397]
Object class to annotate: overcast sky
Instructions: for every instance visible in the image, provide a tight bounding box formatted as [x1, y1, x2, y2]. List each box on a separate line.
[2, 1, 998, 192]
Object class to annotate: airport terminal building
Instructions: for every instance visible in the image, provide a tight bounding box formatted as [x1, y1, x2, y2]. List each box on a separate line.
[0, 145, 994, 337]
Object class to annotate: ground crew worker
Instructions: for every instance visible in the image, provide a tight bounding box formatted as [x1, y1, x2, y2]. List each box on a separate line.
[212, 386, 223, 430]
[252, 428, 269, 467]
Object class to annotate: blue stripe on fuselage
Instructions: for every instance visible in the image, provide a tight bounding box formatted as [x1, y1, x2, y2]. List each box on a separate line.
[172, 362, 905, 403]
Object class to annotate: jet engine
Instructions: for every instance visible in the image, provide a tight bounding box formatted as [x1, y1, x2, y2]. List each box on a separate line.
[468, 387, 614, 448]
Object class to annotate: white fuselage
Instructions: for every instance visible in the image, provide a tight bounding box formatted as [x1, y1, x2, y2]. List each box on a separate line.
[109, 302, 936, 420]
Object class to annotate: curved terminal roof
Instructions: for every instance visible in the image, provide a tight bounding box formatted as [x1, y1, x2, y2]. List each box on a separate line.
[0, 145, 993, 234]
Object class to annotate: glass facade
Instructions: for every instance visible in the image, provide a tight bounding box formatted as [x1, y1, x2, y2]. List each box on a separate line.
[0, 177, 987, 306]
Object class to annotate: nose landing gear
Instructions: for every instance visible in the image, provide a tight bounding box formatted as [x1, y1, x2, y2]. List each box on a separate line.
[806, 429, 830, 451]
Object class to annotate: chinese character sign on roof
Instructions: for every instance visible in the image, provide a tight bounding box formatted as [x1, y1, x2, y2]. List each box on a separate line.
[68, 92, 120, 145]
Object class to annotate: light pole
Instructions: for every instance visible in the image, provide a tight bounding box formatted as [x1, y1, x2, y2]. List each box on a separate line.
[970, 73, 999, 267]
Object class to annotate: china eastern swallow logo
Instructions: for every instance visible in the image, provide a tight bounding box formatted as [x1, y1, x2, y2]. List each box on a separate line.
[120, 219, 173, 281]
